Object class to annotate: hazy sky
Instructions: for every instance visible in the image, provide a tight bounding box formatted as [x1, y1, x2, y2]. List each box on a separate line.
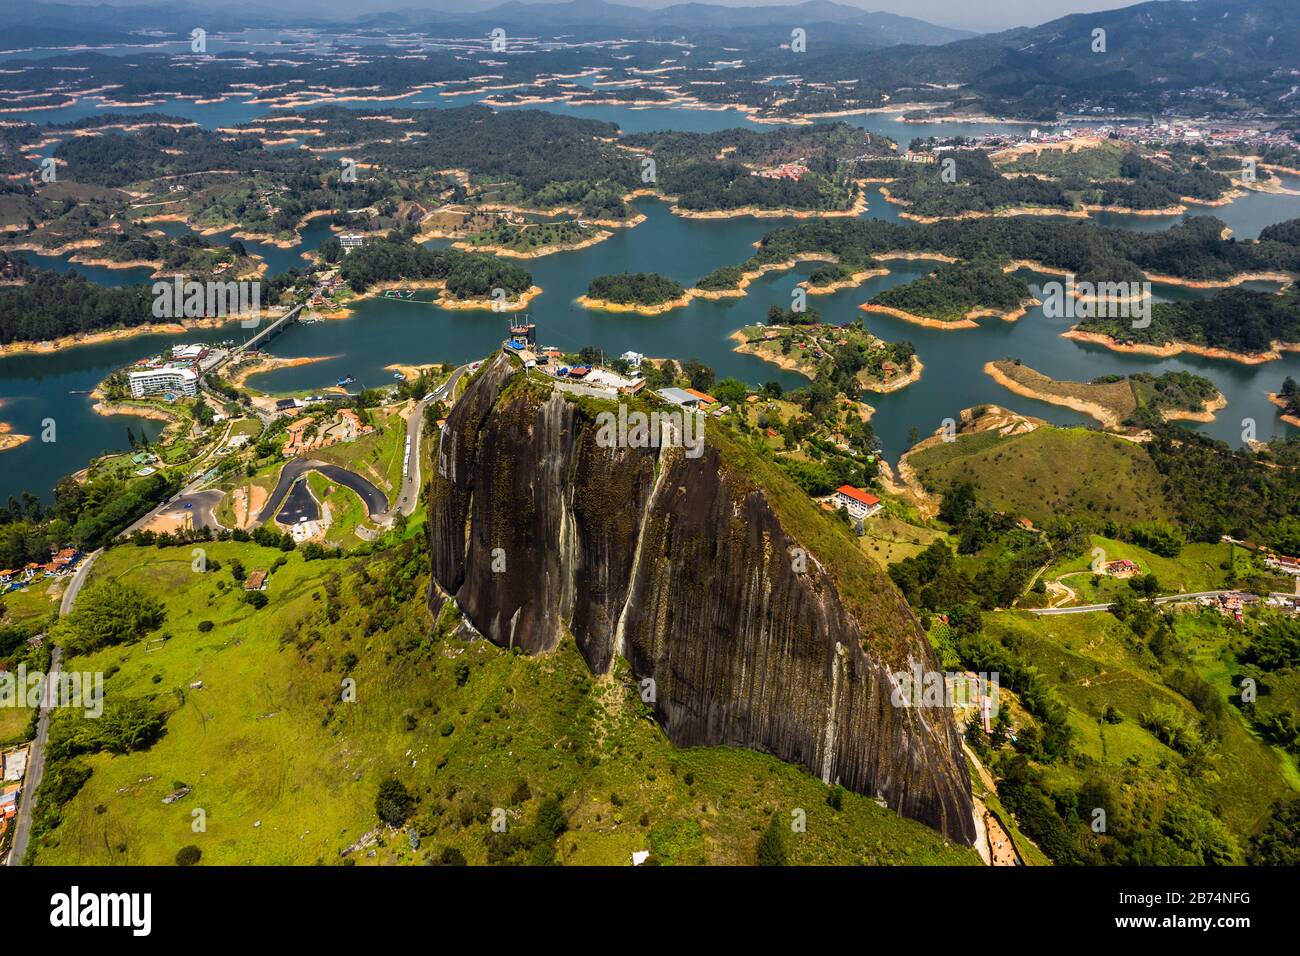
[91, 0, 1158, 34]
[632, 0, 1153, 32]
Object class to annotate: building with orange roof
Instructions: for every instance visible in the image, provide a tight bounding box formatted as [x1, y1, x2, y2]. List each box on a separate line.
[831, 484, 882, 519]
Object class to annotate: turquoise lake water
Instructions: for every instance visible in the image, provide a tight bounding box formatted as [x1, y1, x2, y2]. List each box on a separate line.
[3, 97, 1299, 501]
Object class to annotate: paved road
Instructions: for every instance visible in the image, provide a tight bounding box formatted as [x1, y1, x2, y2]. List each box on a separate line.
[258, 459, 388, 524]
[7, 549, 99, 866]
[1030, 589, 1256, 616]
[390, 364, 467, 518]
[120, 471, 225, 538]
[149, 489, 225, 532]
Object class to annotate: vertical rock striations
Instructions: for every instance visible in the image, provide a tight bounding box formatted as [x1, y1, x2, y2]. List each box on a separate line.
[429, 355, 976, 844]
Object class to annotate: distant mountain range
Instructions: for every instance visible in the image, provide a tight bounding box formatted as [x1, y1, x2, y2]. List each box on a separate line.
[790, 0, 1300, 118]
[6, 0, 1298, 119]
[357, 0, 977, 46]
[7, 0, 975, 47]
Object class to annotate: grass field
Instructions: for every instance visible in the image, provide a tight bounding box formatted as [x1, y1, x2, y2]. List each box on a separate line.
[0, 577, 60, 631]
[309, 404, 409, 500]
[982, 608, 1298, 844]
[1043, 536, 1230, 604]
[860, 513, 946, 569]
[307, 471, 372, 548]
[994, 139, 1128, 181]
[214, 465, 282, 529]
[1, 579, 61, 745]
[30, 542, 978, 866]
[909, 427, 1174, 526]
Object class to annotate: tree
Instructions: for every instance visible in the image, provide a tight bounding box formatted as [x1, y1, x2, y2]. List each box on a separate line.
[757, 813, 787, 866]
[436, 846, 468, 866]
[100, 699, 166, 754]
[193, 398, 214, 427]
[376, 777, 414, 826]
[1248, 799, 1300, 865]
[175, 845, 202, 866]
[51, 583, 165, 655]
[682, 360, 715, 392]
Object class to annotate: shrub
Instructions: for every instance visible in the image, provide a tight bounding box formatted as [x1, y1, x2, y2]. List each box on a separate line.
[757, 813, 787, 866]
[376, 777, 415, 826]
[175, 845, 202, 866]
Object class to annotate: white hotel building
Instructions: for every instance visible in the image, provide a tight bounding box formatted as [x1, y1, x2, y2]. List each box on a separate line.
[129, 367, 198, 398]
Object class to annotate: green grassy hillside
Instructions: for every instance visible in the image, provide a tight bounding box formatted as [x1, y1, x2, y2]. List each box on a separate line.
[909, 427, 1174, 525]
[28, 540, 977, 866]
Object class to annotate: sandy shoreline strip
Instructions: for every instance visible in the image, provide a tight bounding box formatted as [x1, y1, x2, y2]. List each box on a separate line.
[1062, 329, 1300, 365]
[1267, 394, 1300, 429]
[0, 316, 240, 358]
[577, 292, 693, 315]
[984, 361, 1123, 428]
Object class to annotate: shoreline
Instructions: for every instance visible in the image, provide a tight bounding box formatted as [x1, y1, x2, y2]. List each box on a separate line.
[347, 279, 544, 313]
[1163, 392, 1228, 424]
[729, 329, 923, 392]
[385, 363, 443, 382]
[577, 292, 692, 315]
[1062, 329, 1300, 365]
[227, 354, 339, 389]
[0, 316, 238, 358]
[0, 419, 32, 454]
[860, 297, 1038, 330]
[864, 356, 924, 394]
[800, 267, 889, 294]
[986, 360, 1224, 426]
[455, 228, 613, 259]
[984, 361, 1123, 429]
[1267, 394, 1300, 429]
[668, 186, 869, 221]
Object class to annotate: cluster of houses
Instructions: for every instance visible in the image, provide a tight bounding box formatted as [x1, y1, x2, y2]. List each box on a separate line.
[1264, 553, 1300, 576]
[1, 745, 29, 855]
[282, 407, 373, 456]
[1203, 592, 1251, 622]
[307, 268, 345, 309]
[1220, 537, 1300, 579]
[936, 123, 1296, 160]
[0, 548, 83, 592]
[752, 162, 809, 181]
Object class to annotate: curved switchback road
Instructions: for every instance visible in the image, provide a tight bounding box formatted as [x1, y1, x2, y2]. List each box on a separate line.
[258, 459, 388, 525]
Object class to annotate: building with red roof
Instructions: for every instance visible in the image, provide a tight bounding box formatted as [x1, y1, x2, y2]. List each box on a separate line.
[832, 485, 882, 519]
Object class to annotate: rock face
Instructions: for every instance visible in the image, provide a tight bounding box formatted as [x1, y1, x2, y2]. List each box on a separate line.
[429, 355, 976, 844]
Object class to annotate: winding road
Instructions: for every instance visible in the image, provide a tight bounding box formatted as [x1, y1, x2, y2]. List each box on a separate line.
[6, 549, 99, 866]
[390, 363, 468, 518]
[257, 459, 388, 525]
[1030, 590, 1257, 616]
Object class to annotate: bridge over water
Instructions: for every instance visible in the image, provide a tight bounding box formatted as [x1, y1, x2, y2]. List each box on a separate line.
[204, 303, 304, 377]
